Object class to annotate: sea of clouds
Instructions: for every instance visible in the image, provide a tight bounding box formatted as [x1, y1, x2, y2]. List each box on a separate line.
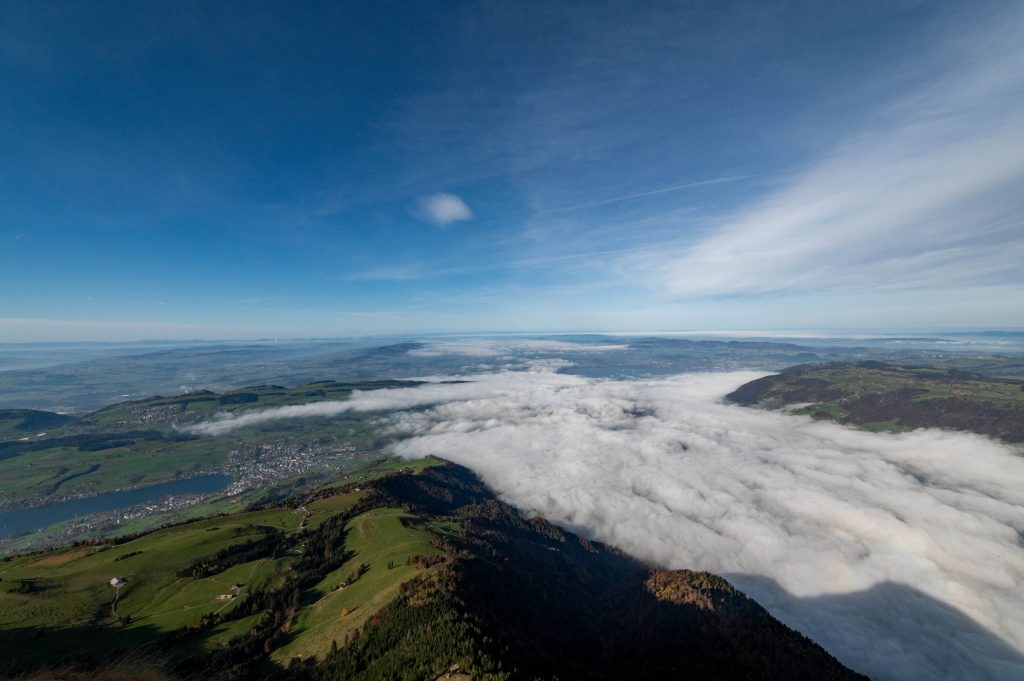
[404, 338, 630, 358]
[187, 367, 1024, 680]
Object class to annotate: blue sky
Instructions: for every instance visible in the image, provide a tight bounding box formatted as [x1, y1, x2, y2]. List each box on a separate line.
[1, 1, 1022, 340]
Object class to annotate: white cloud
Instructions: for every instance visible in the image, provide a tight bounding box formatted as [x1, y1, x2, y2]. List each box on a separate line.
[379, 371, 1024, 680]
[620, 8, 1024, 300]
[417, 192, 472, 226]
[406, 338, 629, 358]
[183, 371, 538, 436]
[186, 368, 1024, 679]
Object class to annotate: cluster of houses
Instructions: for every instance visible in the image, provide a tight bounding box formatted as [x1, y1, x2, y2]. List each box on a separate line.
[217, 583, 243, 600]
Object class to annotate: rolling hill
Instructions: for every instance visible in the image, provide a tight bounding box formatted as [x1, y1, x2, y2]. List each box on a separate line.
[726, 361, 1024, 442]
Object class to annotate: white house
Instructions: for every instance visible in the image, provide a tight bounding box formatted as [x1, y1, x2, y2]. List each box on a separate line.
[109, 576, 126, 587]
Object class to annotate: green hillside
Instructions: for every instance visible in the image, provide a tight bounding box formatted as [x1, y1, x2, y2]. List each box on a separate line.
[726, 361, 1024, 442]
[0, 460, 865, 681]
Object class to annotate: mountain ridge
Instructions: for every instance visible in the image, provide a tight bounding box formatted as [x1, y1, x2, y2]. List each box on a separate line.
[1, 460, 866, 681]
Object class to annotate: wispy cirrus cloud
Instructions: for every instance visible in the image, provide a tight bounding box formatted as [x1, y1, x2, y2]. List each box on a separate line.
[345, 264, 428, 282]
[619, 6, 1024, 300]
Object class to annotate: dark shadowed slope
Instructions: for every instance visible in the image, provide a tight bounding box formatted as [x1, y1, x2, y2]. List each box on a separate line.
[733, 575, 1024, 681]
[322, 463, 867, 681]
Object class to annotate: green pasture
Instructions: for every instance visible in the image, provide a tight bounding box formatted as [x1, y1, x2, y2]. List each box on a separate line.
[0, 457, 449, 668]
[0, 505, 300, 663]
[272, 506, 455, 664]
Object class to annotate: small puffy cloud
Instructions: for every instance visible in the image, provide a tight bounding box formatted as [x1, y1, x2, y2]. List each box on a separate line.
[417, 192, 472, 226]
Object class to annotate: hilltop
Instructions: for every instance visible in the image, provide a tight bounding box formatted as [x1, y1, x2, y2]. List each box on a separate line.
[726, 361, 1024, 442]
[0, 460, 864, 681]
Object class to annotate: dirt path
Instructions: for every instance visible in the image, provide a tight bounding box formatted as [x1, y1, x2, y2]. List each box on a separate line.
[111, 585, 123, 618]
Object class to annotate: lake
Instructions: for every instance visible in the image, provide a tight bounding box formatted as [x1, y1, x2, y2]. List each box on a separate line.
[0, 473, 232, 539]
